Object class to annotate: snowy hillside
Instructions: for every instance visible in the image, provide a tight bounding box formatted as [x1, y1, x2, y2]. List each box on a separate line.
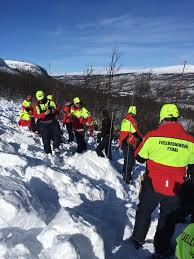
[0, 98, 186, 258]
[0, 58, 48, 77]
[55, 65, 194, 105]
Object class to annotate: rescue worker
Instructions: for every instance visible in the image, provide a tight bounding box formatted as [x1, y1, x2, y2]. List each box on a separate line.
[131, 104, 194, 258]
[18, 107, 33, 130]
[20, 95, 36, 131]
[119, 105, 142, 184]
[175, 223, 194, 259]
[22, 95, 33, 112]
[96, 110, 112, 159]
[71, 97, 93, 153]
[62, 101, 74, 142]
[34, 90, 61, 154]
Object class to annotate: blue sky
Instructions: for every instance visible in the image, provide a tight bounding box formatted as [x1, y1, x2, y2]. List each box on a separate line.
[1, 0, 194, 74]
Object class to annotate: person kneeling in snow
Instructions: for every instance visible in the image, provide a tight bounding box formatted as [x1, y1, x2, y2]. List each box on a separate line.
[34, 90, 61, 155]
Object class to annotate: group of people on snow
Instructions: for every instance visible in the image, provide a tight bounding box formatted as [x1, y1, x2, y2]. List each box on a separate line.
[18, 92, 194, 258]
[19, 91, 95, 155]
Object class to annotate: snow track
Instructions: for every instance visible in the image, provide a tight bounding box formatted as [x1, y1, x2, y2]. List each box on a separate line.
[0, 98, 162, 258]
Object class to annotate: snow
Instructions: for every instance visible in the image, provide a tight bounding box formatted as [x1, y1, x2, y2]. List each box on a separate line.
[118, 64, 194, 74]
[62, 64, 194, 76]
[0, 58, 48, 76]
[0, 97, 184, 258]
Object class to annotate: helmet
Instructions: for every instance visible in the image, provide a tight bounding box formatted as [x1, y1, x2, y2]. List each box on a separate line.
[128, 105, 137, 115]
[47, 95, 53, 100]
[73, 97, 81, 104]
[160, 104, 179, 123]
[36, 90, 44, 101]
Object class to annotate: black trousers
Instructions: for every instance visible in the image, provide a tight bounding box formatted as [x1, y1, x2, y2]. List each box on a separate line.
[74, 131, 87, 153]
[178, 179, 194, 222]
[132, 176, 183, 255]
[96, 135, 112, 159]
[121, 142, 135, 182]
[66, 123, 74, 142]
[39, 120, 61, 154]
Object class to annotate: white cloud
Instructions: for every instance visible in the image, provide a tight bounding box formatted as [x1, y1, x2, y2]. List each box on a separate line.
[46, 13, 194, 73]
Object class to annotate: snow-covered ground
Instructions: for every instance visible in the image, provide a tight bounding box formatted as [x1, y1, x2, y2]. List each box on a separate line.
[0, 98, 185, 259]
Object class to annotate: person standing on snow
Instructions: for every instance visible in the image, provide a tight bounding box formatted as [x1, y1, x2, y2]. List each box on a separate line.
[22, 95, 33, 112]
[34, 90, 61, 155]
[20, 95, 36, 130]
[62, 101, 74, 142]
[18, 107, 35, 131]
[96, 110, 113, 160]
[71, 97, 93, 153]
[119, 105, 142, 184]
[131, 104, 194, 258]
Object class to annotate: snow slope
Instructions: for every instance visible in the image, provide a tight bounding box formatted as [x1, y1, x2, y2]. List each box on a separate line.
[0, 98, 184, 258]
[0, 58, 48, 76]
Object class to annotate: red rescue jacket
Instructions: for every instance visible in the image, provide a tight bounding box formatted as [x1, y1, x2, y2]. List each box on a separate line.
[135, 122, 194, 196]
[62, 104, 72, 125]
[119, 114, 142, 147]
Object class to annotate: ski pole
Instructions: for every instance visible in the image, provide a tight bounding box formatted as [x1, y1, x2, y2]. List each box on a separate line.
[124, 79, 136, 183]
[124, 135, 133, 182]
[107, 111, 114, 159]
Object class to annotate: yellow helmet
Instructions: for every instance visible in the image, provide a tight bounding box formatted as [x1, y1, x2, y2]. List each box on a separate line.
[128, 105, 137, 115]
[160, 104, 179, 123]
[73, 97, 81, 104]
[47, 95, 53, 100]
[36, 90, 44, 101]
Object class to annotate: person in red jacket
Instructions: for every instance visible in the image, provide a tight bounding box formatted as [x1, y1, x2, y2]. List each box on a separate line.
[119, 105, 142, 184]
[22, 95, 33, 112]
[34, 90, 61, 154]
[18, 107, 32, 129]
[62, 101, 74, 142]
[71, 97, 93, 153]
[131, 104, 194, 258]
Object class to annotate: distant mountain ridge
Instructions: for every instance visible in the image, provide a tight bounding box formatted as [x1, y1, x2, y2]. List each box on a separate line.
[55, 65, 194, 105]
[0, 58, 48, 77]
